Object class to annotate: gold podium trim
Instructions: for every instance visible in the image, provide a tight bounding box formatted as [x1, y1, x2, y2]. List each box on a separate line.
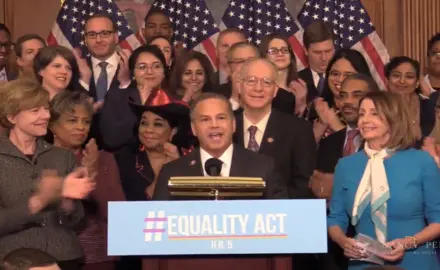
[168, 176, 265, 199]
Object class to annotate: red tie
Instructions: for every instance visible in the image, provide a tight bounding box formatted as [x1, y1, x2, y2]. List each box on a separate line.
[343, 129, 360, 157]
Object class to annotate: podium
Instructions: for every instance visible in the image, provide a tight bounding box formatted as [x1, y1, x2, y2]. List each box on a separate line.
[108, 177, 327, 270]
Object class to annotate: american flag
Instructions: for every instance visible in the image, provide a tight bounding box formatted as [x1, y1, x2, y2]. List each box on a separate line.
[47, 0, 141, 54]
[295, 0, 389, 89]
[146, 0, 220, 70]
[221, 0, 297, 46]
[222, 0, 389, 90]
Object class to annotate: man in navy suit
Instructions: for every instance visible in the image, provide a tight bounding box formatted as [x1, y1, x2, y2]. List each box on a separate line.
[76, 13, 131, 150]
[298, 21, 335, 105]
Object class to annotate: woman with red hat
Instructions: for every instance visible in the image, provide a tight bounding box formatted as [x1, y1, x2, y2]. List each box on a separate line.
[115, 88, 195, 201]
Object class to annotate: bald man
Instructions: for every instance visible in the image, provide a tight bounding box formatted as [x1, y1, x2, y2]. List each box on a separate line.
[233, 58, 316, 200]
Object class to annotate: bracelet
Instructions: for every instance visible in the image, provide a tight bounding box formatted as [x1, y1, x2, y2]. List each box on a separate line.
[405, 236, 419, 250]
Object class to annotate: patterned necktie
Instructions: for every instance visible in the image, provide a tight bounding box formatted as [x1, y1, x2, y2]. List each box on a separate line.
[343, 129, 360, 157]
[96, 62, 108, 101]
[247, 125, 259, 152]
[317, 73, 325, 96]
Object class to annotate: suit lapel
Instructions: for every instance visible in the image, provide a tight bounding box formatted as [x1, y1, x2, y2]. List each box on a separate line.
[335, 128, 347, 158]
[259, 111, 279, 155]
[186, 149, 204, 176]
[233, 112, 245, 147]
[229, 146, 243, 177]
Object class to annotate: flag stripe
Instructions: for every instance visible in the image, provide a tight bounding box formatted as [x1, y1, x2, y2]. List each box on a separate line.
[289, 35, 308, 68]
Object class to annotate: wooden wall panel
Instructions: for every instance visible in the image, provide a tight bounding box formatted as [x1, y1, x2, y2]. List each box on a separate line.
[403, 0, 440, 71]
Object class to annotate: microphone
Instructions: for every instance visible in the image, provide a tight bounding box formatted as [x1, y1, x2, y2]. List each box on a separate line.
[204, 158, 223, 176]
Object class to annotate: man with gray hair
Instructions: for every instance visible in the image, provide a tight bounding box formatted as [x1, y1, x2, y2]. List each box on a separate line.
[212, 42, 296, 114]
[233, 58, 316, 200]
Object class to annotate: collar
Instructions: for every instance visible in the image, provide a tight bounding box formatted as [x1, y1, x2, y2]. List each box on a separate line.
[310, 68, 325, 77]
[243, 110, 271, 134]
[91, 52, 119, 69]
[0, 135, 53, 160]
[346, 125, 357, 132]
[200, 144, 234, 168]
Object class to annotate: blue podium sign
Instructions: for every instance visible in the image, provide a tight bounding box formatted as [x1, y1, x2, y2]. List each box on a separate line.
[108, 199, 327, 256]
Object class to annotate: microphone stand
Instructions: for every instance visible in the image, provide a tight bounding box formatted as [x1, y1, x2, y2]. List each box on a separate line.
[212, 189, 219, 201]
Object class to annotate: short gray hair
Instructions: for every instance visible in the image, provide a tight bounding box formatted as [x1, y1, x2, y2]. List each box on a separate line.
[239, 58, 278, 81]
[227, 42, 260, 63]
[190, 92, 234, 121]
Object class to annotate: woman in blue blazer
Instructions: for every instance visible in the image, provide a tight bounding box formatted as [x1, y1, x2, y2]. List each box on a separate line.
[328, 91, 440, 270]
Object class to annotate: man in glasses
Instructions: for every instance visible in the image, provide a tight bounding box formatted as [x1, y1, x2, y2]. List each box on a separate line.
[79, 13, 131, 101]
[0, 24, 16, 82]
[213, 42, 296, 114]
[214, 42, 259, 111]
[425, 33, 440, 93]
[78, 13, 131, 150]
[233, 57, 316, 200]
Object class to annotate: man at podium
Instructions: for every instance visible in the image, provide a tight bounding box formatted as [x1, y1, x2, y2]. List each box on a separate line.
[153, 92, 288, 200]
[150, 92, 290, 270]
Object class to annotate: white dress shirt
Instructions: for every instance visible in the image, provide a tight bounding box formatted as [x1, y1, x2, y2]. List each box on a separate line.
[79, 52, 119, 91]
[243, 111, 271, 147]
[311, 68, 324, 88]
[424, 74, 437, 93]
[0, 67, 7, 81]
[200, 144, 234, 177]
[218, 69, 229, 85]
[344, 125, 361, 153]
[229, 98, 240, 111]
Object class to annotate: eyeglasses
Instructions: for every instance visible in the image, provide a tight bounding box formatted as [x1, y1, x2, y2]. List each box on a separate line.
[242, 76, 275, 88]
[0, 42, 12, 50]
[329, 70, 355, 78]
[266, 47, 290, 55]
[429, 51, 440, 58]
[135, 63, 164, 72]
[84, 30, 115, 39]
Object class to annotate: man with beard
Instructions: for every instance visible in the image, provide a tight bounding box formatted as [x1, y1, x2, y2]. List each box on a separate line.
[309, 73, 380, 270]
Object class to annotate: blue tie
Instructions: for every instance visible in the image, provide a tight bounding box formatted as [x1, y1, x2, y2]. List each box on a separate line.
[96, 62, 108, 101]
[317, 73, 325, 96]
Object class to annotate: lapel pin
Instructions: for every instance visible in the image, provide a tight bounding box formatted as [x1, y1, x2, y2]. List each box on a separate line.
[190, 160, 196, 166]
[267, 137, 274, 143]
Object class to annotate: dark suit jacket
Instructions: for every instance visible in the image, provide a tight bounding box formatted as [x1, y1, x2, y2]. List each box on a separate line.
[152, 145, 288, 200]
[211, 82, 296, 115]
[234, 110, 316, 199]
[79, 58, 122, 150]
[316, 128, 347, 174]
[298, 68, 319, 103]
[316, 128, 366, 174]
[99, 86, 141, 151]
